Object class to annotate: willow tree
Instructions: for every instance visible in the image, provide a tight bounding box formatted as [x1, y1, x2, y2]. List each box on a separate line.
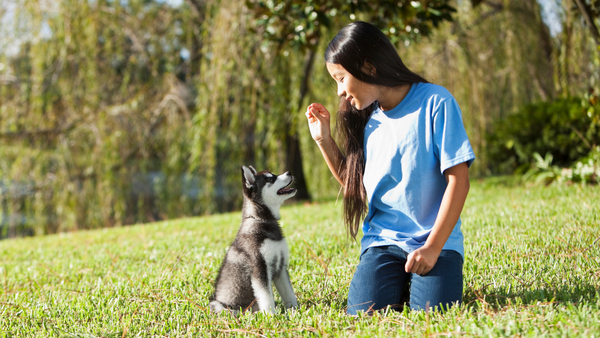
[557, 0, 600, 97]
[0, 0, 203, 237]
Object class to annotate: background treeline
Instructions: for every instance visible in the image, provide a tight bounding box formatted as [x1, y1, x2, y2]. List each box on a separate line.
[0, 0, 598, 238]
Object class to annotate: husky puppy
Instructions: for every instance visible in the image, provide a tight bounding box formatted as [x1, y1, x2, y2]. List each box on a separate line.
[209, 165, 299, 314]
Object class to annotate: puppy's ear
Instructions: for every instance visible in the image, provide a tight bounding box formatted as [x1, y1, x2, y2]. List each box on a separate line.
[242, 166, 255, 189]
[248, 165, 258, 175]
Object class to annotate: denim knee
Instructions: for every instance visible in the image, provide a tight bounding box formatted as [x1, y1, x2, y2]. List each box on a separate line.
[346, 246, 463, 315]
[409, 249, 463, 312]
[346, 246, 410, 315]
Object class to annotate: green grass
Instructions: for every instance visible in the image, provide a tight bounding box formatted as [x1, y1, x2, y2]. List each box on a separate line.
[1, 178, 599, 337]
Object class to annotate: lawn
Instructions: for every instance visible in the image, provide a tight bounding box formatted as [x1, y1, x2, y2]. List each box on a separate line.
[1, 178, 599, 337]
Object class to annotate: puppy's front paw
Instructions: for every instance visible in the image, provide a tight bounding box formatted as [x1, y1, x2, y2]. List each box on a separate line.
[209, 300, 226, 313]
[258, 306, 277, 315]
[284, 300, 299, 310]
[285, 304, 300, 314]
[284, 305, 301, 319]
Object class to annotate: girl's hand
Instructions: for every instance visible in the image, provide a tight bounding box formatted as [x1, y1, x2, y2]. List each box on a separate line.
[405, 246, 441, 276]
[305, 103, 331, 144]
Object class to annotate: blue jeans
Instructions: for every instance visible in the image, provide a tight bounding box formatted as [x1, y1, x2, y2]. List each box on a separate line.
[346, 245, 463, 315]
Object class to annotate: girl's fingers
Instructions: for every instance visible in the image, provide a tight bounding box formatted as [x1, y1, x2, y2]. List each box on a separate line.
[305, 109, 319, 123]
[306, 106, 324, 123]
[309, 103, 328, 117]
[309, 103, 323, 110]
[405, 254, 414, 273]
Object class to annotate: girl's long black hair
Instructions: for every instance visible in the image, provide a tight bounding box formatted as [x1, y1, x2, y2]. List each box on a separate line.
[325, 21, 428, 239]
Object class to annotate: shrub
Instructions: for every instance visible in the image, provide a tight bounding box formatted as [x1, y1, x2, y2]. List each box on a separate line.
[486, 96, 600, 175]
[523, 147, 600, 186]
[561, 146, 600, 184]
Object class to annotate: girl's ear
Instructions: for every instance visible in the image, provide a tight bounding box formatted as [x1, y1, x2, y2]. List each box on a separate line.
[241, 166, 255, 188]
[361, 61, 376, 76]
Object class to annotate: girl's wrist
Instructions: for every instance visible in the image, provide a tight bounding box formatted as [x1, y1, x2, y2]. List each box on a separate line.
[422, 241, 443, 255]
[316, 134, 334, 147]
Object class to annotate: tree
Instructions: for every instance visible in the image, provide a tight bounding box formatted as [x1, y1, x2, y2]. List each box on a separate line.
[0, 0, 202, 237]
[244, 0, 480, 200]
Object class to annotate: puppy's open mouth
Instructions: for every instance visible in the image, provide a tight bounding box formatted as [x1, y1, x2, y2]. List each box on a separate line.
[277, 178, 296, 195]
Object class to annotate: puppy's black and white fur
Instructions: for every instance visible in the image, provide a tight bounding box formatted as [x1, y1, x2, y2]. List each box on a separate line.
[209, 166, 298, 314]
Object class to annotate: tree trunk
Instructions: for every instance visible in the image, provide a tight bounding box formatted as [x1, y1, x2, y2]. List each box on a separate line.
[561, 3, 573, 97]
[285, 44, 318, 201]
[285, 133, 309, 200]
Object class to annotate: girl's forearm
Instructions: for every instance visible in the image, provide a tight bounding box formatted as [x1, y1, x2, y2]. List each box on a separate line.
[316, 136, 345, 186]
[424, 162, 470, 253]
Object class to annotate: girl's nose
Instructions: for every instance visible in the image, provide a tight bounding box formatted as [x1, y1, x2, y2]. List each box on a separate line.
[337, 84, 345, 98]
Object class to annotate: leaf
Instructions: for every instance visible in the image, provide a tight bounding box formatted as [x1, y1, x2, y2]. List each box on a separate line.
[428, 8, 441, 16]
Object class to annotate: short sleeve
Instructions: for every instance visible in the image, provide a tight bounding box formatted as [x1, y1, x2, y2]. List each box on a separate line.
[432, 97, 476, 174]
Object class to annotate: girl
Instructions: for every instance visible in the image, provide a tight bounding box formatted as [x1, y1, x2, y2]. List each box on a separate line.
[305, 21, 475, 314]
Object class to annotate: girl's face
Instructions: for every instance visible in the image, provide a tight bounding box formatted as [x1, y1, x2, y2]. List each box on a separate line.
[326, 62, 379, 110]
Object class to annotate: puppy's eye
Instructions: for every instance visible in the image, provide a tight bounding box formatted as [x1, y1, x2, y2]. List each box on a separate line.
[267, 176, 277, 183]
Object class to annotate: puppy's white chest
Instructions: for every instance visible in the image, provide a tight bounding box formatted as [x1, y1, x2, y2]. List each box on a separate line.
[260, 239, 289, 267]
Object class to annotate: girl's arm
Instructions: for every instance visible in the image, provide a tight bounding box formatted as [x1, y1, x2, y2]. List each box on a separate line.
[405, 162, 470, 275]
[305, 103, 345, 185]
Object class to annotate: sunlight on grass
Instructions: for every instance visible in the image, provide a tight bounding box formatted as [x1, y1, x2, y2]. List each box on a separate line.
[1, 179, 599, 337]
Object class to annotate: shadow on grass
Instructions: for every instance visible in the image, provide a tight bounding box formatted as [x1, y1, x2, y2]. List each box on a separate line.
[304, 282, 599, 314]
[463, 283, 600, 311]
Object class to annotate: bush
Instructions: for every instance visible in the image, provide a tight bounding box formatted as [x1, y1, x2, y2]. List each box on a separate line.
[486, 96, 600, 174]
[561, 146, 600, 184]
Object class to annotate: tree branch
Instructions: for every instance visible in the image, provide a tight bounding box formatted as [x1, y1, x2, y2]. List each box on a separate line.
[185, 0, 205, 22]
[572, 0, 600, 47]
[469, 1, 504, 28]
[528, 64, 549, 101]
[0, 75, 18, 85]
[0, 118, 84, 140]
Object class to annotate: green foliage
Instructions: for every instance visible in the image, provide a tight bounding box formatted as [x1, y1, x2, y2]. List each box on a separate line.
[0, 0, 202, 236]
[486, 96, 600, 175]
[522, 152, 563, 186]
[524, 147, 600, 186]
[246, 0, 463, 50]
[568, 145, 600, 184]
[0, 179, 599, 336]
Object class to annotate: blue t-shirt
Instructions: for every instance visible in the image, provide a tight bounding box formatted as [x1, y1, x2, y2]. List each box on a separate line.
[361, 82, 475, 258]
